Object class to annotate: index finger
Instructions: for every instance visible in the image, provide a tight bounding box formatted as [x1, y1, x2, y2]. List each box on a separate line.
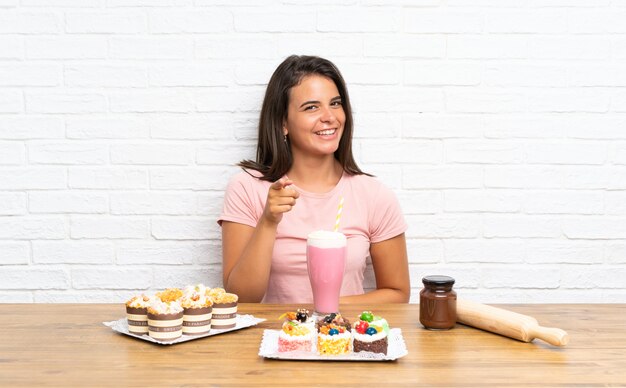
[270, 178, 293, 191]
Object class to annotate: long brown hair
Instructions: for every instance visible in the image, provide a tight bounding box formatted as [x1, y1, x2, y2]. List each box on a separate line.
[238, 55, 369, 182]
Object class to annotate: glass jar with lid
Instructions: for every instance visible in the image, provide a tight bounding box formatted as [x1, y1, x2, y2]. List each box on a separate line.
[419, 275, 457, 330]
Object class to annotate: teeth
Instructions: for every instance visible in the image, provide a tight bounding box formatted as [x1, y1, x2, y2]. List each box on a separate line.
[316, 129, 336, 136]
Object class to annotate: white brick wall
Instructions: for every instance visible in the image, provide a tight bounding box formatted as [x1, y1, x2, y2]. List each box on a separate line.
[1, 2, 625, 304]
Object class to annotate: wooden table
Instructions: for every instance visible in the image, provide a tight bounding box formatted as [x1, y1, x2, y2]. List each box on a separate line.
[1, 303, 624, 387]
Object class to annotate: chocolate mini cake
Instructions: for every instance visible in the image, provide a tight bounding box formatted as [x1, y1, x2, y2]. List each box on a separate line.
[125, 294, 152, 335]
[352, 311, 388, 355]
[210, 290, 238, 329]
[147, 301, 184, 341]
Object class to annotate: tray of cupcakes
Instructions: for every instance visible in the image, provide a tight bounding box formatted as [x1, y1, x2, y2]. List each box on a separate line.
[258, 310, 408, 361]
[103, 284, 265, 345]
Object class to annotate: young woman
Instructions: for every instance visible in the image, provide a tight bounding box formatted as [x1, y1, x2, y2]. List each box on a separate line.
[219, 55, 410, 304]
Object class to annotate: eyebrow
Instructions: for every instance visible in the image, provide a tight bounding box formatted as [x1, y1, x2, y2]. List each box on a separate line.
[299, 96, 342, 108]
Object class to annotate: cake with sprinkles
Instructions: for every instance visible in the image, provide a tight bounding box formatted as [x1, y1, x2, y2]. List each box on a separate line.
[352, 311, 389, 355]
[316, 313, 351, 355]
[277, 309, 315, 352]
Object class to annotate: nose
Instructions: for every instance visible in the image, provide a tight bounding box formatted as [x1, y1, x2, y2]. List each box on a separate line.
[319, 105, 336, 123]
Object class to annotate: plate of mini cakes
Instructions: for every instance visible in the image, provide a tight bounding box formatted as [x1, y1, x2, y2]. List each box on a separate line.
[104, 285, 265, 345]
[258, 310, 408, 361]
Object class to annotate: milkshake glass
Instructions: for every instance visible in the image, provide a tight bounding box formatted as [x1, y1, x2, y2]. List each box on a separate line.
[306, 230, 347, 315]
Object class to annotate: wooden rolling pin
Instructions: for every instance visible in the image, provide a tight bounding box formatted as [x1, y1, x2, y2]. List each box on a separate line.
[456, 299, 569, 346]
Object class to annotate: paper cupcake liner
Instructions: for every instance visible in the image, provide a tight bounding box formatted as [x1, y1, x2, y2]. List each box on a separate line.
[212, 303, 237, 329]
[147, 312, 184, 341]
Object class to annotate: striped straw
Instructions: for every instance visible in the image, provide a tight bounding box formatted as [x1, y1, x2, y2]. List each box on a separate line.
[333, 196, 344, 232]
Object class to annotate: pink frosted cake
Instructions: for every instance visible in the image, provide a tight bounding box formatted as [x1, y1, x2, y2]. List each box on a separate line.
[181, 286, 213, 335]
[147, 300, 184, 341]
[125, 294, 153, 335]
[277, 309, 315, 353]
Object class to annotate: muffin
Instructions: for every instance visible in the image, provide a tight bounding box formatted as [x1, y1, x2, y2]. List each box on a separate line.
[210, 289, 238, 329]
[180, 290, 213, 335]
[125, 294, 153, 335]
[147, 300, 184, 341]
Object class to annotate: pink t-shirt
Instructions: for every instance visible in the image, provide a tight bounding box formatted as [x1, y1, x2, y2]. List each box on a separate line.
[218, 169, 407, 304]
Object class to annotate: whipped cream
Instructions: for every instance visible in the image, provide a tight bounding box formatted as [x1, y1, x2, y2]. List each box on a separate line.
[148, 300, 183, 315]
[126, 294, 153, 308]
[181, 291, 213, 309]
[353, 330, 387, 342]
[184, 284, 207, 297]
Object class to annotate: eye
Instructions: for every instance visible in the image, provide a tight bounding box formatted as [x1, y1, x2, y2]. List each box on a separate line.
[331, 100, 342, 107]
[303, 105, 317, 111]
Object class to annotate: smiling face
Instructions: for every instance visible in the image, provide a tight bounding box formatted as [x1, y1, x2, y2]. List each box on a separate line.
[283, 74, 345, 160]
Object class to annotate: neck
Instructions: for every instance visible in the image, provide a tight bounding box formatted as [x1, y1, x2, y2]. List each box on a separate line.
[287, 154, 343, 193]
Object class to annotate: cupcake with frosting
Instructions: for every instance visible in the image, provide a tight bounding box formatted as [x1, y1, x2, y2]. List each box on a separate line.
[209, 288, 238, 329]
[180, 289, 213, 335]
[125, 294, 153, 335]
[147, 300, 184, 341]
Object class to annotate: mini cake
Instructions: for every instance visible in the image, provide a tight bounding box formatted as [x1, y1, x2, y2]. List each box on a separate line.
[352, 311, 388, 355]
[147, 300, 184, 341]
[210, 289, 238, 329]
[277, 309, 315, 353]
[316, 313, 351, 355]
[125, 294, 153, 335]
[156, 287, 183, 303]
[180, 290, 213, 335]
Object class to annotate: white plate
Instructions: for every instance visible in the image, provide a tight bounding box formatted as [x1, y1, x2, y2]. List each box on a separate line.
[258, 328, 408, 361]
[103, 314, 265, 345]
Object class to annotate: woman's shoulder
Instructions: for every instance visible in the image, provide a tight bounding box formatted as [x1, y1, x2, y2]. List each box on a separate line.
[231, 168, 263, 181]
[345, 173, 385, 190]
[227, 168, 269, 191]
[345, 173, 397, 201]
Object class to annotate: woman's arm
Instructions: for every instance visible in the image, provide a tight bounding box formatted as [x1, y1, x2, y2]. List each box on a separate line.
[221, 178, 298, 302]
[340, 233, 411, 304]
[221, 219, 276, 302]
